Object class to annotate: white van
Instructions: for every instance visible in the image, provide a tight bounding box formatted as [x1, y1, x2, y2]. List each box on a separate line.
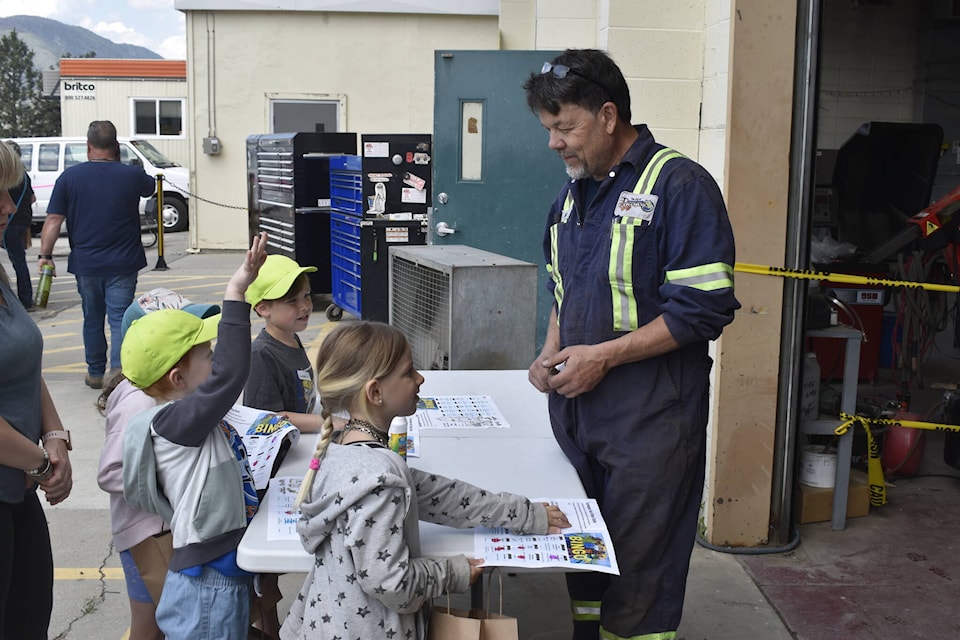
[10, 137, 190, 233]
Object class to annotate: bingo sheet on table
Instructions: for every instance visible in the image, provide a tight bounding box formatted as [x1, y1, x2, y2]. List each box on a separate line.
[410, 395, 511, 430]
[266, 476, 303, 541]
[474, 498, 620, 575]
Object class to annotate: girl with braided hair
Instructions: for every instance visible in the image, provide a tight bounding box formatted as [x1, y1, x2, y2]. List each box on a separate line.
[280, 320, 570, 640]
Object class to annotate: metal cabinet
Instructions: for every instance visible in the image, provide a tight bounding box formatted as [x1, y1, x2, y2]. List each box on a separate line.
[246, 132, 356, 295]
[327, 143, 430, 322]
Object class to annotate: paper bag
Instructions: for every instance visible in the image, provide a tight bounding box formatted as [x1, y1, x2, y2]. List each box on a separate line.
[427, 606, 517, 640]
[128, 530, 174, 605]
[427, 570, 518, 640]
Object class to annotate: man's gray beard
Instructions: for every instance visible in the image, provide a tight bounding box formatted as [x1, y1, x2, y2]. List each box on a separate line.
[565, 164, 589, 180]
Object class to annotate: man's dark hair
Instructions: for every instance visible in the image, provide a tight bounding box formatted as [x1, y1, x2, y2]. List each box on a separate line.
[87, 120, 119, 150]
[523, 49, 631, 124]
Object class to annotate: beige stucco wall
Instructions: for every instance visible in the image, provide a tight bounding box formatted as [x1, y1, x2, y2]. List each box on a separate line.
[60, 77, 190, 168]
[707, 0, 793, 545]
[185, 11, 498, 250]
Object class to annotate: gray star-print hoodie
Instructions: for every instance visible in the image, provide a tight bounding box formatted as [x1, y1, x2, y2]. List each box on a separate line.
[280, 441, 549, 640]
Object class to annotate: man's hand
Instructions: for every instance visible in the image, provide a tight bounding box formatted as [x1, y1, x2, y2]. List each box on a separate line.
[542, 344, 610, 398]
[528, 349, 560, 392]
[37, 257, 56, 275]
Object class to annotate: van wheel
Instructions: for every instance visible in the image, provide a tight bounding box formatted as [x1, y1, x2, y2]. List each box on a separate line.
[162, 198, 188, 232]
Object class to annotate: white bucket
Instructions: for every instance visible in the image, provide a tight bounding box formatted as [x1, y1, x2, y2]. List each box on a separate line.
[799, 445, 837, 488]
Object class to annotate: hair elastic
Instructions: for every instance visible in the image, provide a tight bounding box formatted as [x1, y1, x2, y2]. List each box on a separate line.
[309, 458, 321, 470]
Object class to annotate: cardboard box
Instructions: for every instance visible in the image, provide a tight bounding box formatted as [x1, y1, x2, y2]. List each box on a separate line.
[794, 469, 870, 524]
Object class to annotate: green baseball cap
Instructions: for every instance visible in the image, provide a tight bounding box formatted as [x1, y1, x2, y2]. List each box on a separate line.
[245, 255, 317, 307]
[121, 308, 221, 388]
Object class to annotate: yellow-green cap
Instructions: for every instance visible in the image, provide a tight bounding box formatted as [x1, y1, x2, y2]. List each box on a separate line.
[245, 255, 317, 307]
[121, 308, 221, 388]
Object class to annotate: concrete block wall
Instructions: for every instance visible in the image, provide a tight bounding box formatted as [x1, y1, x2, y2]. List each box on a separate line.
[501, 0, 729, 170]
[600, 0, 710, 159]
[699, 0, 731, 191]
[535, 0, 599, 49]
[817, 1, 919, 150]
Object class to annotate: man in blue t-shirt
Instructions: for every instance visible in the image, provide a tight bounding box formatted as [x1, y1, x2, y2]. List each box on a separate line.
[38, 121, 156, 389]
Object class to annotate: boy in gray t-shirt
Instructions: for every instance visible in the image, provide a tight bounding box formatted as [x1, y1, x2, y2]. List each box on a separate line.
[244, 255, 324, 433]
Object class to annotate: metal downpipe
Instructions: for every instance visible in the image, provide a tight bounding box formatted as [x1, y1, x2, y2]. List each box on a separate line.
[769, 0, 821, 546]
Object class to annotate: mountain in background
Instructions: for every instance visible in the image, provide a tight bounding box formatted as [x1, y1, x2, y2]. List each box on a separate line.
[0, 15, 161, 71]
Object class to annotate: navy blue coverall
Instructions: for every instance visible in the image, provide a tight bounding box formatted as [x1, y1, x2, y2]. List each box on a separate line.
[542, 125, 739, 639]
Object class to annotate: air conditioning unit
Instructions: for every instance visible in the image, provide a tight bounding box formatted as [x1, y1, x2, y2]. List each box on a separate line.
[389, 244, 537, 370]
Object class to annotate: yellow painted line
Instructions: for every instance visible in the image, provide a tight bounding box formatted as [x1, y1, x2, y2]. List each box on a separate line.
[43, 363, 87, 373]
[37, 332, 79, 340]
[55, 568, 124, 580]
[39, 345, 85, 355]
[37, 318, 85, 327]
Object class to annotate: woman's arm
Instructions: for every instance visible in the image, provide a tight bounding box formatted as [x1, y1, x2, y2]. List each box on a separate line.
[0, 416, 47, 473]
[39, 377, 72, 505]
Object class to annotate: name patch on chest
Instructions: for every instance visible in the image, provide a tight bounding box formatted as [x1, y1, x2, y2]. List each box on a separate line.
[615, 192, 658, 222]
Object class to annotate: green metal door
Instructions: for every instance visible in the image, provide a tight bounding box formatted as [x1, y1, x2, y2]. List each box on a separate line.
[432, 50, 562, 348]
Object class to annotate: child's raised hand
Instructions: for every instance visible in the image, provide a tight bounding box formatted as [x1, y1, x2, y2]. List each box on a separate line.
[226, 232, 269, 301]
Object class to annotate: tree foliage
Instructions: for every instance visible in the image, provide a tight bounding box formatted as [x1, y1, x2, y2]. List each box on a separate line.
[0, 30, 60, 137]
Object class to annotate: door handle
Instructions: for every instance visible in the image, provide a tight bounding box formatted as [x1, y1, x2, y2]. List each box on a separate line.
[435, 221, 456, 236]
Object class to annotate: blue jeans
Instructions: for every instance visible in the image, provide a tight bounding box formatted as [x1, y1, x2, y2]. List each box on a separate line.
[2, 225, 32, 307]
[156, 568, 252, 640]
[75, 273, 138, 376]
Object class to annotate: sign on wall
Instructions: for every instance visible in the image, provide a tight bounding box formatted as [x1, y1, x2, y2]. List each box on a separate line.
[62, 81, 96, 102]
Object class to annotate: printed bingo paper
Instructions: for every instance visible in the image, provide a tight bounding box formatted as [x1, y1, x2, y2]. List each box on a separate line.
[411, 395, 511, 430]
[267, 476, 303, 541]
[223, 404, 301, 491]
[474, 498, 620, 575]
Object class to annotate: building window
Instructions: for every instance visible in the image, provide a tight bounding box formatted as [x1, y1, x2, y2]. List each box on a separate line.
[132, 99, 184, 137]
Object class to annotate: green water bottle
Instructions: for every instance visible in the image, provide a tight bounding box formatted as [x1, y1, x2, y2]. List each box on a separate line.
[35, 264, 54, 309]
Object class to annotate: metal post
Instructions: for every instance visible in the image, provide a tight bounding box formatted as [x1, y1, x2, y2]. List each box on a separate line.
[154, 174, 169, 271]
[769, 0, 821, 545]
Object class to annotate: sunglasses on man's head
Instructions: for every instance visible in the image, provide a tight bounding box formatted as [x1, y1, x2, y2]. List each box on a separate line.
[541, 62, 572, 78]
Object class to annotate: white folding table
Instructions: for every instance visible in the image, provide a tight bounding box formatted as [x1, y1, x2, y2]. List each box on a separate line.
[237, 370, 587, 587]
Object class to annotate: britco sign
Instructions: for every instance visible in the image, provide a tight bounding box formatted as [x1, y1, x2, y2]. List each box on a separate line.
[62, 81, 96, 101]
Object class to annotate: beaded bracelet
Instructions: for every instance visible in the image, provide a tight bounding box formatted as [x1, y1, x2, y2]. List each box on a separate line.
[27, 448, 54, 482]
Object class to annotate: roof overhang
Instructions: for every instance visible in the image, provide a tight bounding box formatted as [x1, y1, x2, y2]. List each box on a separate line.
[173, 0, 498, 15]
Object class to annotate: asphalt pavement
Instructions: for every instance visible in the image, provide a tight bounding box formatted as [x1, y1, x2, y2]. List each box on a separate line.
[2, 229, 792, 640]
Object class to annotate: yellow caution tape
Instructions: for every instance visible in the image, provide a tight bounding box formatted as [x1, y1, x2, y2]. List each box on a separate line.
[834, 413, 887, 507]
[833, 412, 960, 507]
[735, 262, 960, 293]
[835, 412, 960, 436]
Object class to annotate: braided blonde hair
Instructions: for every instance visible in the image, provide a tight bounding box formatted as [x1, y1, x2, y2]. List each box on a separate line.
[294, 321, 410, 507]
